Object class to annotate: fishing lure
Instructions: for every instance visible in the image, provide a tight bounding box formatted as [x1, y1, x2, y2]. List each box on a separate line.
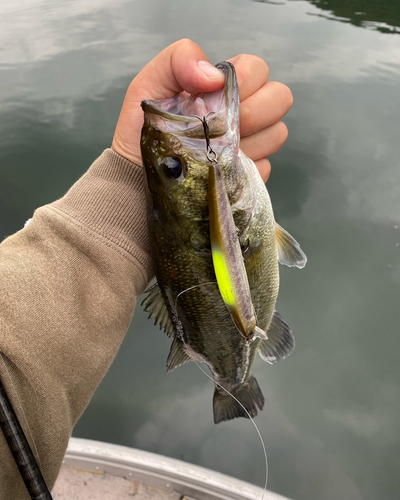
[195, 114, 268, 342]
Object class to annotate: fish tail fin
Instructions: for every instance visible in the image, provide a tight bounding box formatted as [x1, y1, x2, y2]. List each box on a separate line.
[213, 376, 265, 424]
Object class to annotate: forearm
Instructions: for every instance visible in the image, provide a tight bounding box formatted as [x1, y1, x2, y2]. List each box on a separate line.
[0, 149, 153, 498]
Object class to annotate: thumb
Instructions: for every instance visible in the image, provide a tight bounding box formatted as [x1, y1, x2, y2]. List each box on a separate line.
[131, 38, 225, 100]
[112, 39, 224, 165]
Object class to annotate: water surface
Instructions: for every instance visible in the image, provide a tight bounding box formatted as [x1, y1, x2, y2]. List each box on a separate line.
[1, 1, 400, 499]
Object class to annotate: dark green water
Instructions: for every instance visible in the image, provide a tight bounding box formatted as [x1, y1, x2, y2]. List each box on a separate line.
[1, 1, 400, 499]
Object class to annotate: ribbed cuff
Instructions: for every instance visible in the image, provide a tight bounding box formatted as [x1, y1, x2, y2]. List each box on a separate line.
[50, 149, 153, 279]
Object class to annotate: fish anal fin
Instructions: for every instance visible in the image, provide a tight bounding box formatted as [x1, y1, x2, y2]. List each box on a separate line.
[275, 223, 307, 269]
[141, 282, 175, 337]
[166, 338, 193, 373]
[258, 310, 295, 364]
[213, 376, 264, 424]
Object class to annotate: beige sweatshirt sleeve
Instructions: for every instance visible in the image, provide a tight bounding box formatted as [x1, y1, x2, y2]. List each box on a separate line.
[0, 149, 154, 499]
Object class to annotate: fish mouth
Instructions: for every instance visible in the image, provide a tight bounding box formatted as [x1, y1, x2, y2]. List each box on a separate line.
[141, 61, 239, 141]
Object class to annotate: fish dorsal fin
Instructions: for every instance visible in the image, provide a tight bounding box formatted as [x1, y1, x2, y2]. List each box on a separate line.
[166, 338, 193, 373]
[141, 283, 174, 337]
[258, 311, 295, 364]
[275, 223, 307, 269]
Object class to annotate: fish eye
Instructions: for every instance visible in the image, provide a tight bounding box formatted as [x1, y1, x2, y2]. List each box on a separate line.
[160, 157, 183, 179]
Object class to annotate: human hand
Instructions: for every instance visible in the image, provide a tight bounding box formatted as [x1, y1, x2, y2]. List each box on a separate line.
[112, 39, 292, 182]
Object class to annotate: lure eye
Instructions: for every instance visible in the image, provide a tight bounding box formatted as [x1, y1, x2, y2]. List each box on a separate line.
[160, 157, 183, 179]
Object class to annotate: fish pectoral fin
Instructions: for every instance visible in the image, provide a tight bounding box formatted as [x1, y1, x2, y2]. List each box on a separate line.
[166, 338, 193, 373]
[275, 223, 307, 269]
[141, 282, 175, 337]
[258, 310, 295, 364]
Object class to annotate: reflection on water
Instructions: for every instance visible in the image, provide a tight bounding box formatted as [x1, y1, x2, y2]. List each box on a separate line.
[308, 0, 400, 34]
[0, 82, 128, 237]
[1, 0, 400, 499]
[254, 0, 400, 34]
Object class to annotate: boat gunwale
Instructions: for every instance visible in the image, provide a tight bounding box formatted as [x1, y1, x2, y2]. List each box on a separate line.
[63, 437, 291, 500]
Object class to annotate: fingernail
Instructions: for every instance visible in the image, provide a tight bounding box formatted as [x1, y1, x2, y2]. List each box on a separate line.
[198, 60, 224, 80]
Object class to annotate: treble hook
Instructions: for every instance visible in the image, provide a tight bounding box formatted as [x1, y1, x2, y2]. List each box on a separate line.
[193, 112, 217, 163]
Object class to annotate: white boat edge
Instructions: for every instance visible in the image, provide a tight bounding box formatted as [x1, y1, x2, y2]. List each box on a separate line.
[61, 437, 292, 500]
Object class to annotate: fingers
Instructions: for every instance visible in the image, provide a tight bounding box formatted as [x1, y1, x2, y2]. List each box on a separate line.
[113, 39, 225, 165]
[113, 40, 292, 171]
[240, 121, 289, 160]
[132, 39, 224, 101]
[254, 158, 271, 183]
[241, 119, 288, 185]
[226, 54, 293, 181]
[240, 81, 293, 137]
[227, 54, 269, 101]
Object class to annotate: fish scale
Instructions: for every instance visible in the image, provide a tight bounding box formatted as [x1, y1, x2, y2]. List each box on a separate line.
[141, 61, 307, 423]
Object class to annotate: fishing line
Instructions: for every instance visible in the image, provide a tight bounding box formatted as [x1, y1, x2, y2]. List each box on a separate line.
[174, 290, 269, 500]
[174, 113, 268, 499]
[193, 360, 268, 500]
[174, 281, 217, 312]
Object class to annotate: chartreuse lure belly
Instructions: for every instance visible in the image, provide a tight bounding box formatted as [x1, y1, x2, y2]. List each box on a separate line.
[208, 161, 268, 342]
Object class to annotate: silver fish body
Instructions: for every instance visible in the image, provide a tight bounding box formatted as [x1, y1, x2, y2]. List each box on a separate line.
[141, 62, 306, 423]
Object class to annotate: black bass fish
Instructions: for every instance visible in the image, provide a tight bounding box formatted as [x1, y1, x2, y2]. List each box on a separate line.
[141, 62, 306, 424]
